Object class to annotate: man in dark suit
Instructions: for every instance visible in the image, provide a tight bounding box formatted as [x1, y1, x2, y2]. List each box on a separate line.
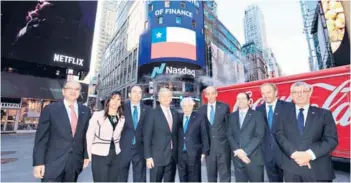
[198, 86, 231, 182]
[144, 88, 180, 182]
[33, 81, 91, 182]
[119, 85, 150, 182]
[227, 92, 265, 182]
[256, 83, 292, 182]
[178, 97, 209, 182]
[274, 81, 338, 182]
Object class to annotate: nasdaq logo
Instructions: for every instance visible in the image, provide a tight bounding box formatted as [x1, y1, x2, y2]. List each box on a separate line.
[151, 63, 196, 78]
[151, 63, 166, 78]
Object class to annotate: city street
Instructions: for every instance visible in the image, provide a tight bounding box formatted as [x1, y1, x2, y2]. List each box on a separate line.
[1, 133, 350, 182]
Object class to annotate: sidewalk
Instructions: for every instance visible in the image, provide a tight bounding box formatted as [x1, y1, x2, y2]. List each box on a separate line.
[1, 133, 349, 182]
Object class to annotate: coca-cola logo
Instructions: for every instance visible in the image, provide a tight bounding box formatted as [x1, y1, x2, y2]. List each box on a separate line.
[231, 80, 350, 126]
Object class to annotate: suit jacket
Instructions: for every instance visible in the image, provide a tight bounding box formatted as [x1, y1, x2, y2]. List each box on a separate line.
[178, 112, 210, 165]
[198, 101, 230, 155]
[256, 100, 292, 165]
[274, 105, 338, 180]
[86, 110, 125, 160]
[119, 102, 150, 161]
[33, 100, 91, 178]
[144, 106, 180, 166]
[227, 109, 265, 167]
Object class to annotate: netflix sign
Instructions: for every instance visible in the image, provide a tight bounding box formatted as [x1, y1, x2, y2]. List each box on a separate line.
[1, 1, 97, 71]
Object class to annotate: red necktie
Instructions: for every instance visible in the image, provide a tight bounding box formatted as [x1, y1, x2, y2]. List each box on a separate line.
[69, 105, 78, 136]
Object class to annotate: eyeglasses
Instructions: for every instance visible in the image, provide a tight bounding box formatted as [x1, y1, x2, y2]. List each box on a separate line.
[64, 87, 80, 92]
[291, 90, 310, 95]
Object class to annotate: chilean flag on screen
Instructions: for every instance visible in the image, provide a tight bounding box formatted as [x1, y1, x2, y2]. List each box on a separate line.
[151, 27, 197, 60]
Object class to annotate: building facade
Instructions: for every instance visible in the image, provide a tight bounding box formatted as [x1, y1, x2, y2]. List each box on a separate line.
[243, 5, 268, 51]
[264, 48, 280, 78]
[300, 0, 320, 71]
[97, 1, 244, 109]
[203, 2, 244, 85]
[93, 0, 118, 76]
[98, 0, 146, 103]
[241, 42, 268, 82]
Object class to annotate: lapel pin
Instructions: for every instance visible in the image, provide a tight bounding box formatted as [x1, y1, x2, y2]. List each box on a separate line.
[312, 112, 315, 114]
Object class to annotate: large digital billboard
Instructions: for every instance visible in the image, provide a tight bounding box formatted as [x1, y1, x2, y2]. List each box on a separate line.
[321, 0, 350, 66]
[138, 0, 205, 67]
[1, 1, 97, 72]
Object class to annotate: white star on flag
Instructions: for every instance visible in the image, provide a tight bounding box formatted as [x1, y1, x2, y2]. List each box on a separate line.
[156, 32, 162, 38]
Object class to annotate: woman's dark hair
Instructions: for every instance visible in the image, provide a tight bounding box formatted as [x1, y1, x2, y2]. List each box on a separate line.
[104, 91, 124, 119]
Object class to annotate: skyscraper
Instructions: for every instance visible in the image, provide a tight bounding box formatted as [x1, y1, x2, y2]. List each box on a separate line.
[93, 0, 118, 76]
[243, 5, 268, 51]
[300, 0, 319, 71]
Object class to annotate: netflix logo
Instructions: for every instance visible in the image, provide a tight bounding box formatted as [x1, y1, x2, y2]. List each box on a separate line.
[53, 54, 84, 67]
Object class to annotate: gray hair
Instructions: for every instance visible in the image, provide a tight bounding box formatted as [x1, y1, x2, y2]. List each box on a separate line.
[63, 81, 81, 90]
[205, 86, 217, 93]
[180, 97, 195, 106]
[260, 83, 278, 92]
[158, 87, 172, 98]
[290, 81, 312, 91]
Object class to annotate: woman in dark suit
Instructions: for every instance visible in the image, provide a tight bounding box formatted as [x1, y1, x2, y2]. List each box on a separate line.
[86, 91, 125, 182]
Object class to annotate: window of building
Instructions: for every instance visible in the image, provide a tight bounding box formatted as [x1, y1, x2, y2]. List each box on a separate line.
[180, 1, 186, 9]
[157, 16, 163, 24]
[165, 0, 170, 8]
[148, 4, 153, 12]
[144, 21, 148, 29]
[176, 16, 181, 24]
[192, 20, 196, 28]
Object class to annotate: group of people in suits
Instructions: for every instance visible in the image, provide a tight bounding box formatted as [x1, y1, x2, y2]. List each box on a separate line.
[33, 80, 338, 182]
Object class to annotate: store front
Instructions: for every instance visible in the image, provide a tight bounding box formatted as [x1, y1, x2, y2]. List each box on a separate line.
[1, 98, 56, 133]
[1, 102, 21, 133]
[1, 72, 89, 133]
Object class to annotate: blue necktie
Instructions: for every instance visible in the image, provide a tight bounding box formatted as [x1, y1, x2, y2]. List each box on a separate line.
[132, 106, 138, 145]
[297, 108, 304, 135]
[210, 105, 215, 125]
[183, 116, 189, 151]
[268, 105, 273, 129]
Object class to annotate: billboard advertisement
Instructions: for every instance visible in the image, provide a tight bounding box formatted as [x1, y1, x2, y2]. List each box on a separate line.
[1, 1, 97, 72]
[321, 0, 350, 66]
[138, 0, 205, 67]
[211, 43, 245, 86]
[138, 61, 204, 82]
[1, 72, 88, 102]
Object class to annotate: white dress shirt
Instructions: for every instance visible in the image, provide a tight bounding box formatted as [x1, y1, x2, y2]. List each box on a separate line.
[295, 104, 309, 126]
[64, 99, 78, 123]
[265, 99, 278, 117]
[161, 105, 173, 122]
[207, 101, 217, 122]
[295, 104, 316, 160]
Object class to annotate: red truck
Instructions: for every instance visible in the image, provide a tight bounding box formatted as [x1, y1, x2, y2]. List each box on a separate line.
[205, 66, 350, 161]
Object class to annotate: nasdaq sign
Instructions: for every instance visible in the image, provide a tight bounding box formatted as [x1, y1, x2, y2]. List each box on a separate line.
[150, 63, 196, 78]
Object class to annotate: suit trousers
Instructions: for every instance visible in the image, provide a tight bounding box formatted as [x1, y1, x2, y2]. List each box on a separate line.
[41, 154, 80, 182]
[206, 150, 231, 182]
[150, 157, 176, 182]
[234, 163, 264, 182]
[118, 145, 146, 182]
[178, 151, 201, 182]
[91, 149, 119, 182]
[265, 159, 284, 182]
